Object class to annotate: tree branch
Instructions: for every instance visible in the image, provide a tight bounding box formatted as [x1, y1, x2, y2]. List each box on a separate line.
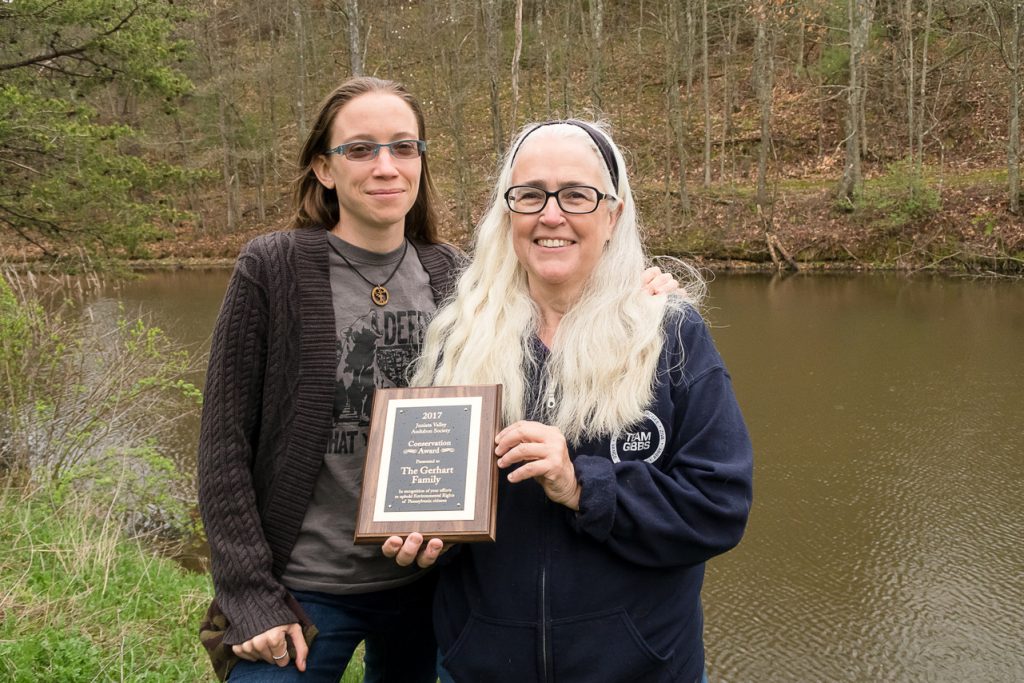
[0, 206, 58, 256]
[0, 45, 89, 73]
[0, 2, 141, 73]
[0, 157, 43, 175]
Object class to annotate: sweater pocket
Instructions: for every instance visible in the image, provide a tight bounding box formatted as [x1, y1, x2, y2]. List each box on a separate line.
[551, 608, 674, 683]
[441, 613, 538, 683]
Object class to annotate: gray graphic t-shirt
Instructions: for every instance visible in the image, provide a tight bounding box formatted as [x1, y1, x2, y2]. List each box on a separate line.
[282, 234, 437, 593]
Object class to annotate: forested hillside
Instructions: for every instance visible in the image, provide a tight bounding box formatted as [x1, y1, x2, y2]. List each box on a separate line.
[2, 0, 1023, 272]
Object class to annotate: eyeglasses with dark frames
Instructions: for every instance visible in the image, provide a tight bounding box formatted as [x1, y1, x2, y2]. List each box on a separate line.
[324, 139, 427, 162]
[504, 185, 617, 215]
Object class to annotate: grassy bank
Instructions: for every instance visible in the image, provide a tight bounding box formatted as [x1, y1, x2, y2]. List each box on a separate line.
[0, 273, 373, 681]
[0, 481, 214, 682]
[0, 478, 374, 682]
[0, 271, 215, 681]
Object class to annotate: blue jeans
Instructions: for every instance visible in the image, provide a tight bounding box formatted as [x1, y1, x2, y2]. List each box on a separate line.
[229, 576, 437, 683]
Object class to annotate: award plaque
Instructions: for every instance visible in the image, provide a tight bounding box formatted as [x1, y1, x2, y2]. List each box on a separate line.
[354, 385, 502, 544]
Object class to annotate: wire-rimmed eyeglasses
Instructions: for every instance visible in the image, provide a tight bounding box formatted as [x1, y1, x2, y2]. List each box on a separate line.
[324, 139, 426, 162]
[504, 185, 617, 215]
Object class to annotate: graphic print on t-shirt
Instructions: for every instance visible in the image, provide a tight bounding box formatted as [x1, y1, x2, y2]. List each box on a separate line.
[329, 307, 430, 456]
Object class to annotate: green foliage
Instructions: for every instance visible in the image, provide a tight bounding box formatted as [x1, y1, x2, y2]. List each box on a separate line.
[809, 0, 851, 85]
[342, 646, 367, 682]
[858, 162, 942, 231]
[0, 272, 202, 535]
[0, 478, 367, 682]
[0, 278, 34, 416]
[0, 274, 217, 681]
[0, 85, 197, 258]
[0, 0, 198, 260]
[0, 0, 193, 95]
[0, 483, 215, 682]
[971, 210, 999, 236]
[814, 43, 850, 85]
[51, 441, 199, 538]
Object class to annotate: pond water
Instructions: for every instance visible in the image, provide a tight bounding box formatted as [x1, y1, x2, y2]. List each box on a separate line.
[99, 270, 1024, 681]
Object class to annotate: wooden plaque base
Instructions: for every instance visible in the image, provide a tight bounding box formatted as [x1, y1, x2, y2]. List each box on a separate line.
[353, 384, 501, 544]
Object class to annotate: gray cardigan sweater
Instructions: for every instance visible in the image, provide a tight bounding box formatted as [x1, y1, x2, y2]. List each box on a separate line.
[197, 227, 459, 644]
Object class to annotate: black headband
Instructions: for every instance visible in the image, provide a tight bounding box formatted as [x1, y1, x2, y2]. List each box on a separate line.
[509, 120, 620, 192]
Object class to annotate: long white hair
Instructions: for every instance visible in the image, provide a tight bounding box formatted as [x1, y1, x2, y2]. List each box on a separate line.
[413, 121, 705, 443]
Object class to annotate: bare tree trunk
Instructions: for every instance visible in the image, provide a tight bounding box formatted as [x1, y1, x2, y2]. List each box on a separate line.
[754, 10, 771, 213]
[701, 0, 711, 186]
[345, 0, 364, 76]
[435, 0, 473, 232]
[797, 12, 804, 72]
[903, 0, 915, 164]
[685, 0, 695, 125]
[986, 0, 1024, 214]
[539, 3, 552, 116]
[719, 6, 738, 180]
[482, 0, 505, 155]
[562, 1, 573, 115]
[665, 0, 691, 213]
[511, 0, 524, 127]
[216, 91, 239, 232]
[204, 2, 240, 233]
[588, 0, 604, 110]
[251, 0, 280, 224]
[902, 0, 932, 177]
[837, 0, 876, 203]
[916, 0, 934, 176]
[860, 50, 869, 159]
[817, 65, 825, 159]
[172, 114, 205, 232]
[292, 0, 309, 142]
[753, 2, 795, 271]
[1012, 2, 1023, 214]
[890, 2, 902, 114]
[636, 0, 645, 61]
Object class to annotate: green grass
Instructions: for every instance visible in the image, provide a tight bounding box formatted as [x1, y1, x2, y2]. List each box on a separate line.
[0, 480, 215, 682]
[342, 643, 366, 682]
[0, 479, 376, 682]
[0, 278, 379, 680]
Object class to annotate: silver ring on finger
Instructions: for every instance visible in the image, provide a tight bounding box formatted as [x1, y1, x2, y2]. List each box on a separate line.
[272, 650, 287, 661]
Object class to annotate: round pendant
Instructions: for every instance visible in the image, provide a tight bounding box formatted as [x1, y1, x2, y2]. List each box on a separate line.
[371, 285, 390, 306]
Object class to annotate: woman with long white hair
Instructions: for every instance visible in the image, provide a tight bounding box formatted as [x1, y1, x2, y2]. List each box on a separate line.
[385, 119, 754, 683]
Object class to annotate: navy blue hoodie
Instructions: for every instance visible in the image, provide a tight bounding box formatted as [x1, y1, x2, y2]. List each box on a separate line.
[434, 307, 753, 683]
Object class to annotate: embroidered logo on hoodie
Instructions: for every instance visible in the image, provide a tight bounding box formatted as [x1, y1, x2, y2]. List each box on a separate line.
[610, 411, 666, 464]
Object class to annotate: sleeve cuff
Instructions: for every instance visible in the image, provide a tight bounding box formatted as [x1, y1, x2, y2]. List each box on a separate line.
[569, 455, 617, 541]
[222, 596, 298, 645]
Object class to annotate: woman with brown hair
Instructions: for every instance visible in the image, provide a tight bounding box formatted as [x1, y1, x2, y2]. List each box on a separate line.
[197, 77, 460, 682]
